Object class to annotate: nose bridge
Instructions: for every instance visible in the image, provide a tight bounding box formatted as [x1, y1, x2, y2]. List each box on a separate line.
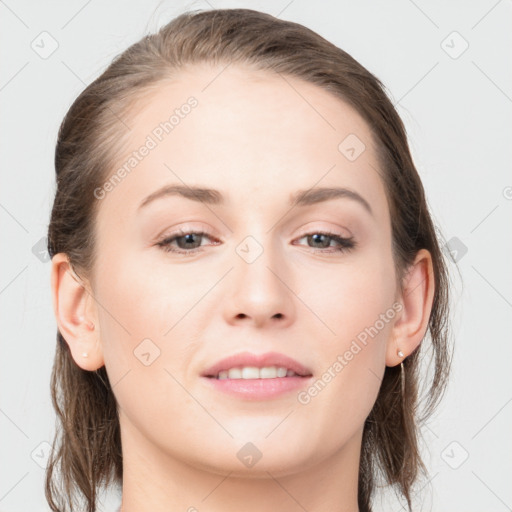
[224, 231, 295, 326]
[237, 231, 286, 294]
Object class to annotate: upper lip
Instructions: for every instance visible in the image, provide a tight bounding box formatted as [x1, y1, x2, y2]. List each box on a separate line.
[201, 351, 313, 377]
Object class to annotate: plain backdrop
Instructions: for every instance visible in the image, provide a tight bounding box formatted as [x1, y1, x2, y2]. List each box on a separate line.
[1, 1, 511, 511]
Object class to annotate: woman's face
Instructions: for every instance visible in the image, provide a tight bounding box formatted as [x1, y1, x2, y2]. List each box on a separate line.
[90, 63, 400, 476]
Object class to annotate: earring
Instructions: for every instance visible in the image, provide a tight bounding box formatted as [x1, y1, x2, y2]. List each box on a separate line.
[397, 348, 404, 358]
[400, 360, 405, 396]
[82, 352, 89, 358]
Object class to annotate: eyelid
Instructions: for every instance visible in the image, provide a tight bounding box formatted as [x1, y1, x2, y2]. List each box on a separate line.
[154, 223, 218, 242]
[293, 223, 353, 240]
[156, 223, 351, 244]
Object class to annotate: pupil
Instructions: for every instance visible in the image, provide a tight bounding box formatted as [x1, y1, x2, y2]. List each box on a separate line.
[179, 233, 200, 249]
[310, 234, 329, 248]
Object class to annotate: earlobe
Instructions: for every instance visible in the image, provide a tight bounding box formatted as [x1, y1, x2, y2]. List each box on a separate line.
[386, 248, 435, 367]
[50, 253, 104, 371]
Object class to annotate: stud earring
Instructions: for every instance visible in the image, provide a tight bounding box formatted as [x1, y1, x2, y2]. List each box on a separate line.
[397, 349, 404, 358]
[82, 352, 89, 358]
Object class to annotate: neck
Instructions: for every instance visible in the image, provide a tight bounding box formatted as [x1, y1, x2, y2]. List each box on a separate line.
[119, 421, 362, 512]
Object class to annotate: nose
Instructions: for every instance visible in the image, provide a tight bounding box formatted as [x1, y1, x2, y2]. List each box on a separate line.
[223, 239, 296, 329]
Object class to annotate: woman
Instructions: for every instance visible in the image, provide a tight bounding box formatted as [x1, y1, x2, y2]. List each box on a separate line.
[46, 8, 452, 512]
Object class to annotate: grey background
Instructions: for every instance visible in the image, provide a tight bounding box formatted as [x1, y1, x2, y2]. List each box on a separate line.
[1, 0, 511, 511]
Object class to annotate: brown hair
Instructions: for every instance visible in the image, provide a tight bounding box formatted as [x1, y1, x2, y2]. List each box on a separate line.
[46, 8, 453, 512]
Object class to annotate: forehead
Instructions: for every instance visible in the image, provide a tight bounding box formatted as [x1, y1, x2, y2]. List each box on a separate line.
[98, 63, 388, 219]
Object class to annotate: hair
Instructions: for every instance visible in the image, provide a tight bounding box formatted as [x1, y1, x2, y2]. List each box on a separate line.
[46, 8, 453, 512]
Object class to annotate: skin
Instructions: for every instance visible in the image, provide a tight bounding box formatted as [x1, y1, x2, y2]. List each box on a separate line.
[51, 63, 434, 512]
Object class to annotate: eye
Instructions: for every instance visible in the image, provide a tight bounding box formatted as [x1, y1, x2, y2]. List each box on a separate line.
[293, 231, 356, 253]
[156, 229, 219, 256]
[156, 229, 356, 256]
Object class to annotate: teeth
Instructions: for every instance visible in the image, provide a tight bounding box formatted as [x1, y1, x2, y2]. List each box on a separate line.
[276, 367, 287, 378]
[216, 366, 298, 379]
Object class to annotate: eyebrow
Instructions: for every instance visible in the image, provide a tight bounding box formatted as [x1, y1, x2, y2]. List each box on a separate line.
[138, 184, 373, 216]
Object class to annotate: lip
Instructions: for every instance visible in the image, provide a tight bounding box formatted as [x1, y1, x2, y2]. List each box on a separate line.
[200, 351, 313, 401]
[201, 351, 313, 378]
[203, 376, 313, 400]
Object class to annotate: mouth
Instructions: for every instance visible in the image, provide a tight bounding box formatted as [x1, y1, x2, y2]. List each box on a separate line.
[206, 365, 309, 380]
[200, 351, 313, 400]
[201, 351, 313, 379]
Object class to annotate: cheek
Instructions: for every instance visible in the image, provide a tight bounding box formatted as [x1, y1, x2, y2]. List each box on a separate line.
[96, 249, 208, 335]
[301, 250, 397, 348]
[296, 250, 396, 418]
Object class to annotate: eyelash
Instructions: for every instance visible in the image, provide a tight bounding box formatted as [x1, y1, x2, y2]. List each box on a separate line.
[156, 229, 356, 256]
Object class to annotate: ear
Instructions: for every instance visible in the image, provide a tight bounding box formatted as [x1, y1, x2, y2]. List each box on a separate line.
[50, 253, 104, 371]
[386, 248, 435, 367]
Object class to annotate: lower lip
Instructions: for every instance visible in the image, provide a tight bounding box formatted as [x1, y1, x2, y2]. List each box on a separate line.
[201, 376, 312, 400]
